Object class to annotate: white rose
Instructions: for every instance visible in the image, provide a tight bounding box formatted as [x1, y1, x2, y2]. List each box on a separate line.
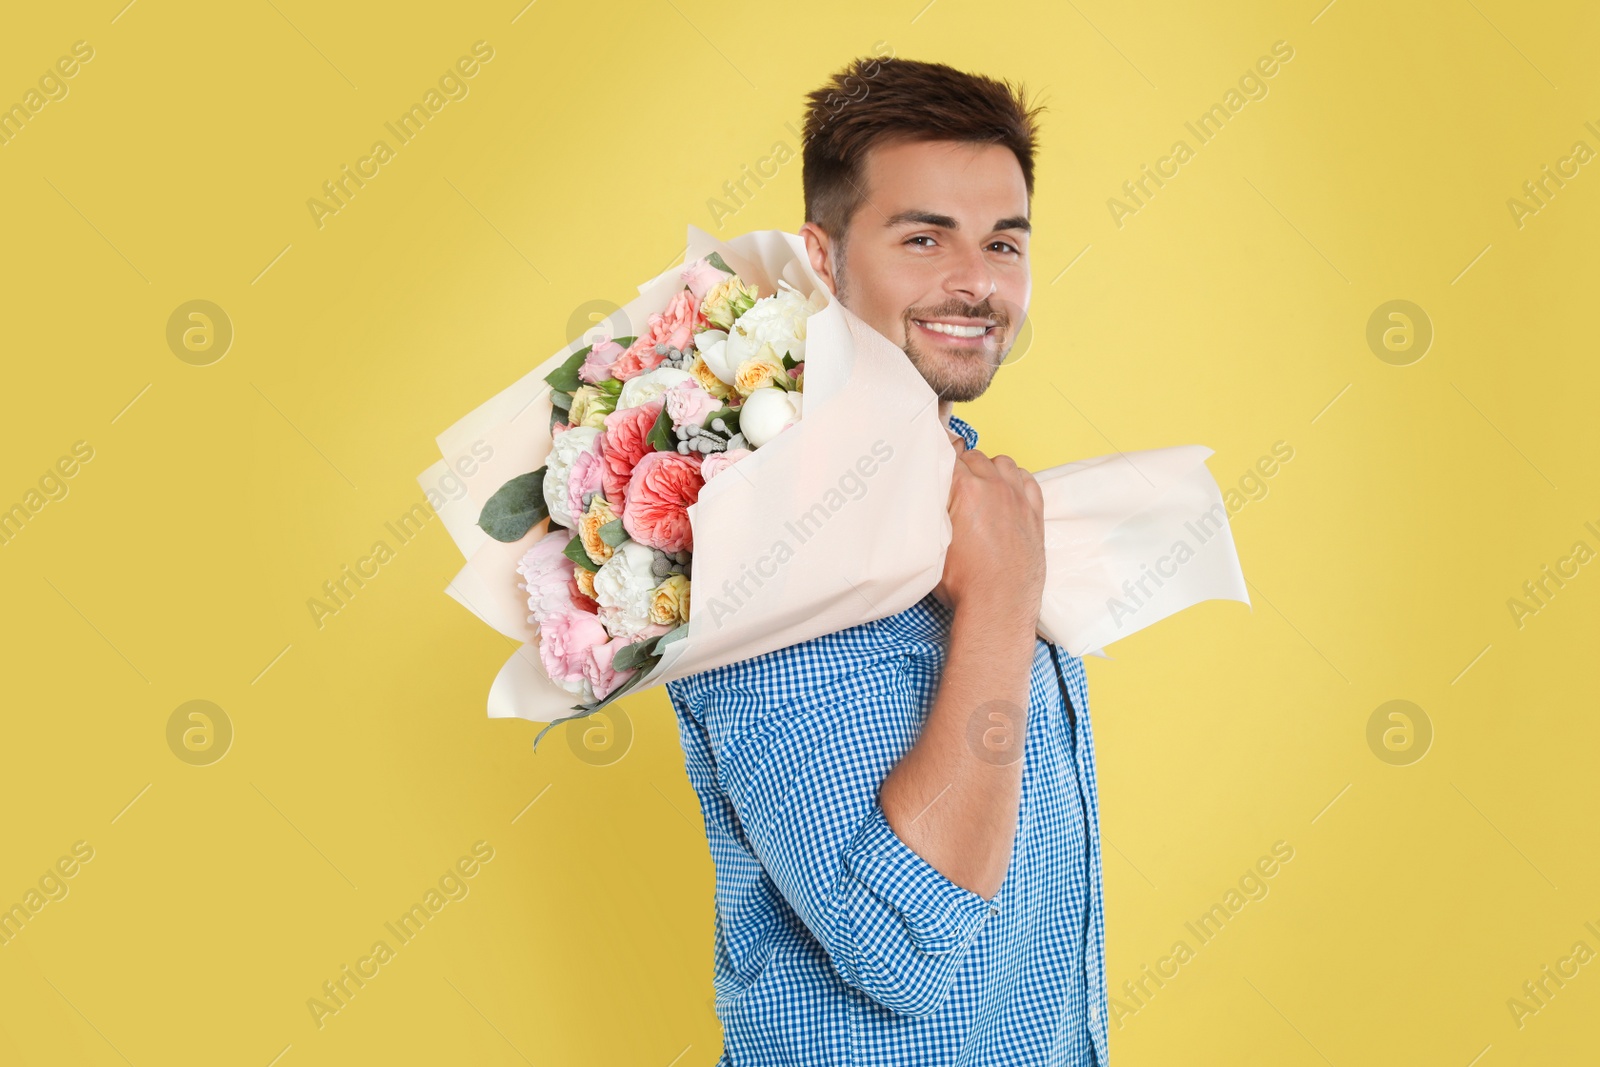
[739, 387, 803, 448]
[617, 366, 692, 409]
[694, 329, 736, 385]
[592, 540, 661, 636]
[724, 281, 814, 371]
[542, 426, 601, 528]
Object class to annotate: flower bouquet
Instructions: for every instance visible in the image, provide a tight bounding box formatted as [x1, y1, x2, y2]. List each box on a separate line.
[417, 227, 1250, 750]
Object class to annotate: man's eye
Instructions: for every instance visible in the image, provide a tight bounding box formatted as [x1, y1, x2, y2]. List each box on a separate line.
[990, 241, 1021, 255]
[905, 235, 936, 248]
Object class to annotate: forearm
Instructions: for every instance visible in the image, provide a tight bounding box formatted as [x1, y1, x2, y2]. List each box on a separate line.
[878, 595, 1037, 899]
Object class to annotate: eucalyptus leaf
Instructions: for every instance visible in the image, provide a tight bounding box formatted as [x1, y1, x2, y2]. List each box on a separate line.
[476, 468, 548, 543]
[532, 705, 599, 755]
[611, 638, 653, 673]
[704, 252, 735, 276]
[650, 622, 690, 654]
[550, 389, 573, 411]
[598, 518, 628, 547]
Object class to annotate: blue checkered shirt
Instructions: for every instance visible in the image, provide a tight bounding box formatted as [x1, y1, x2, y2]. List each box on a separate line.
[665, 414, 1110, 1066]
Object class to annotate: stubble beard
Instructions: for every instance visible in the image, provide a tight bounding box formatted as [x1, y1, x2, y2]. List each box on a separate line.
[833, 249, 1010, 405]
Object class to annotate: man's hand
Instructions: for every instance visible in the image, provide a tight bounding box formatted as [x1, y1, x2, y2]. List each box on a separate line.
[932, 432, 1046, 624]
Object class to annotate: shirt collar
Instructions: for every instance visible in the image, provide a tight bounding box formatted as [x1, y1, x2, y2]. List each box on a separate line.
[946, 413, 979, 450]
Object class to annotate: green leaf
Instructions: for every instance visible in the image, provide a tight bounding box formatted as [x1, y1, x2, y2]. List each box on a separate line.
[594, 376, 624, 396]
[563, 534, 600, 571]
[704, 252, 735, 276]
[476, 469, 548, 543]
[549, 389, 573, 411]
[545, 346, 591, 393]
[531, 704, 599, 755]
[549, 407, 567, 435]
[610, 638, 654, 673]
[650, 622, 689, 655]
[598, 518, 628, 547]
[781, 353, 797, 370]
[610, 336, 636, 348]
[647, 404, 676, 453]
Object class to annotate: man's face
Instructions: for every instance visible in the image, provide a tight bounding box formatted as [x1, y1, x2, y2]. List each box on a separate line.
[802, 138, 1031, 403]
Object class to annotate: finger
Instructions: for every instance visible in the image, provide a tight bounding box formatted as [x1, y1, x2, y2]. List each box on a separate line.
[1023, 471, 1044, 513]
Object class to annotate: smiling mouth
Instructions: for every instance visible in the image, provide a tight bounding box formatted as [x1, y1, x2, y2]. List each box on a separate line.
[911, 319, 1000, 347]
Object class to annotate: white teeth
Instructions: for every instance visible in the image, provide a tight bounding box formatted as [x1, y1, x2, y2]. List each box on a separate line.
[915, 320, 991, 338]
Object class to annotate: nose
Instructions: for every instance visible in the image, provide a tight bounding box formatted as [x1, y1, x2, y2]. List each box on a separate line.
[943, 243, 998, 304]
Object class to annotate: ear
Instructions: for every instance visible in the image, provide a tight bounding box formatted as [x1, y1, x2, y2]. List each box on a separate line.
[798, 222, 839, 296]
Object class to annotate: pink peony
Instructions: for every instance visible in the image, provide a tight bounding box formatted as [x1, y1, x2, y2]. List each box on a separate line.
[538, 610, 609, 689]
[681, 258, 731, 300]
[610, 290, 709, 381]
[598, 399, 664, 515]
[579, 338, 625, 384]
[621, 450, 704, 553]
[663, 379, 721, 432]
[516, 530, 578, 625]
[583, 622, 673, 701]
[566, 448, 605, 523]
[701, 447, 752, 482]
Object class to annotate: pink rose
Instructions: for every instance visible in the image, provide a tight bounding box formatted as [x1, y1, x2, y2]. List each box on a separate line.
[681, 257, 731, 300]
[538, 610, 609, 689]
[663, 379, 720, 432]
[579, 338, 626, 385]
[598, 399, 664, 515]
[610, 290, 708, 380]
[583, 622, 673, 701]
[621, 450, 704, 553]
[701, 447, 752, 482]
[516, 530, 577, 625]
[566, 448, 605, 523]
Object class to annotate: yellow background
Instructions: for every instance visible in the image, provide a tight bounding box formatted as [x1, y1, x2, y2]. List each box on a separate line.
[2, 1, 1596, 1064]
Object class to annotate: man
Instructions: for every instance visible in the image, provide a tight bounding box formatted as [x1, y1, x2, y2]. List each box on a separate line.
[665, 55, 1109, 1066]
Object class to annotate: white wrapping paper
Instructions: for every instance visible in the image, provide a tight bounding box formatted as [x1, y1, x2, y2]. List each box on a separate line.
[417, 226, 1250, 724]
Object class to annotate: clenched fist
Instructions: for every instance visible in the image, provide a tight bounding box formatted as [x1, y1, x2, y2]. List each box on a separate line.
[932, 428, 1046, 622]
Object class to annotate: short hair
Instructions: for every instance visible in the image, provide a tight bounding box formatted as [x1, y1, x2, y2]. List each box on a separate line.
[800, 56, 1046, 247]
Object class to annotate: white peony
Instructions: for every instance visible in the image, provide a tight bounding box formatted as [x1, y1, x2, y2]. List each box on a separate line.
[592, 540, 661, 637]
[617, 366, 692, 409]
[739, 387, 803, 448]
[542, 426, 601, 528]
[723, 280, 816, 372]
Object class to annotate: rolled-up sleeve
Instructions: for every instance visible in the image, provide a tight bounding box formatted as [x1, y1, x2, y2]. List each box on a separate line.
[701, 662, 1000, 1018]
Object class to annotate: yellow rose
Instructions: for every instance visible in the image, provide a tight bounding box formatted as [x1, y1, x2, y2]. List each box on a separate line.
[688, 352, 735, 400]
[701, 277, 759, 331]
[574, 566, 597, 600]
[568, 385, 614, 430]
[578, 496, 619, 565]
[734, 343, 786, 396]
[649, 573, 691, 625]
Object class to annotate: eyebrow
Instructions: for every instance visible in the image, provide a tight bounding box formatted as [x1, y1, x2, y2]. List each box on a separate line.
[883, 209, 1031, 234]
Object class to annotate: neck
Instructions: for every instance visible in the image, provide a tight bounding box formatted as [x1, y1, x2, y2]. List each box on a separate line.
[938, 398, 953, 427]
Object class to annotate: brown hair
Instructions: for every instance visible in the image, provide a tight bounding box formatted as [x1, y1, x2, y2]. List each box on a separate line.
[800, 56, 1046, 247]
